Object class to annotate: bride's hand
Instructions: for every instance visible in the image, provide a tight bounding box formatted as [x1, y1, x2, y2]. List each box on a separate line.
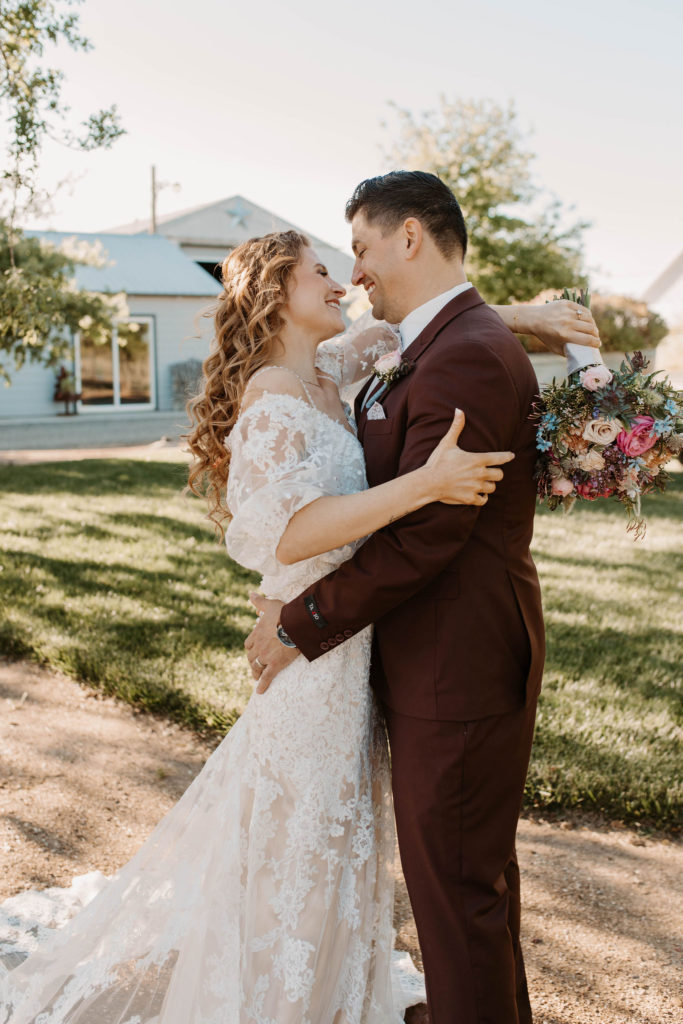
[424, 410, 514, 506]
[525, 299, 600, 355]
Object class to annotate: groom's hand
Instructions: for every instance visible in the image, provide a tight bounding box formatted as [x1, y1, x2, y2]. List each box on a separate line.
[245, 592, 299, 694]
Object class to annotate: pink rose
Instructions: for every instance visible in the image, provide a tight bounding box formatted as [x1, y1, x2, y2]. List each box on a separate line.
[551, 477, 574, 497]
[616, 415, 657, 457]
[374, 350, 402, 374]
[579, 365, 613, 391]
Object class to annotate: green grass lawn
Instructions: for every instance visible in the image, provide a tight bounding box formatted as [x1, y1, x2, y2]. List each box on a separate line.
[0, 458, 681, 830]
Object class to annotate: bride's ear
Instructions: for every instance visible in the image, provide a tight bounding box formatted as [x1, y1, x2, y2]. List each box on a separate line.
[403, 218, 423, 261]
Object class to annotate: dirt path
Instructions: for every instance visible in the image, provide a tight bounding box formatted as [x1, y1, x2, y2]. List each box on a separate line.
[1, 658, 681, 1023]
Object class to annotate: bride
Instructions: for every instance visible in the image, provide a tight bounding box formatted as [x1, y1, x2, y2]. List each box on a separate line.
[0, 229, 593, 1023]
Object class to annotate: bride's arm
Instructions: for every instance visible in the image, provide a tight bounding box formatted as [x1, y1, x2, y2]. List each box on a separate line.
[276, 410, 512, 564]
[493, 299, 600, 354]
[316, 309, 399, 389]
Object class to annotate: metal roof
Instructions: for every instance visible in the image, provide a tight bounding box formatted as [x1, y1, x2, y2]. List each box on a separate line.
[108, 195, 355, 283]
[26, 230, 221, 297]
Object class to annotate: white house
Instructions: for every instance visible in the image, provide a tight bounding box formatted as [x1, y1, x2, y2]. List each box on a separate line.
[0, 232, 220, 420]
[111, 194, 355, 287]
[0, 198, 355, 426]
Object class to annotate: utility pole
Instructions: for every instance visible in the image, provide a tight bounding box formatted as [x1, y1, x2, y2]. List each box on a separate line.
[150, 164, 158, 233]
[150, 165, 180, 233]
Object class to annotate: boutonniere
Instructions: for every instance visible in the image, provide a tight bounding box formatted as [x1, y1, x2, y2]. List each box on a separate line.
[373, 351, 415, 389]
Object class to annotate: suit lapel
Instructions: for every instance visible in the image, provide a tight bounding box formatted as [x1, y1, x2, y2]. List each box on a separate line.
[357, 288, 485, 442]
[401, 287, 485, 366]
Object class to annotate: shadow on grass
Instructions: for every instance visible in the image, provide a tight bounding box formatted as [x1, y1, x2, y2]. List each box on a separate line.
[0, 549, 252, 633]
[526, 720, 681, 828]
[534, 548, 683, 584]
[0, 459, 190, 498]
[544, 620, 682, 717]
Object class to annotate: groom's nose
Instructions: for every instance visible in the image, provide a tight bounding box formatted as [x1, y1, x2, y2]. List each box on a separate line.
[351, 261, 364, 286]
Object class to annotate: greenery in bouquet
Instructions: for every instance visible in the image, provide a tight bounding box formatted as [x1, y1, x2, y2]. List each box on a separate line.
[534, 344, 683, 537]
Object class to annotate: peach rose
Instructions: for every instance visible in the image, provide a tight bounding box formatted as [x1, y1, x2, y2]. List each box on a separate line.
[561, 429, 591, 454]
[574, 450, 606, 472]
[579, 364, 613, 391]
[616, 415, 657, 457]
[582, 417, 621, 445]
[551, 477, 574, 497]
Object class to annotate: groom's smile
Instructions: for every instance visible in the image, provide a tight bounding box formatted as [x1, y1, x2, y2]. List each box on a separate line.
[350, 211, 412, 324]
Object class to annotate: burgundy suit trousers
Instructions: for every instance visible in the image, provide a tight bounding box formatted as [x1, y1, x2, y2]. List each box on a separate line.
[384, 700, 537, 1024]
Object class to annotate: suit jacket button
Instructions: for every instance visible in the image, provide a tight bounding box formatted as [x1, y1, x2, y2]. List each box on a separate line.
[320, 642, 329, 652]
[335, 633, 345, 642]
[327, 638, 337, 647]
[344, 629, 353, 637]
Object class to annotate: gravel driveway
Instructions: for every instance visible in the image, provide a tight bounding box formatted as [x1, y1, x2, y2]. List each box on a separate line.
[1, 658, 681, 1023]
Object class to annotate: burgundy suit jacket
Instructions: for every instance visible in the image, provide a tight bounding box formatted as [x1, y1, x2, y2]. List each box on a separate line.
[280, 287, 545, 721]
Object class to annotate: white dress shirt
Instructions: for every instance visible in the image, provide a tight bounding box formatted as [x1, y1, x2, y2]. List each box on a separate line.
[361, 281, 474, 413]
[399, 283, 604, 372]
[399, 281, 473, 352]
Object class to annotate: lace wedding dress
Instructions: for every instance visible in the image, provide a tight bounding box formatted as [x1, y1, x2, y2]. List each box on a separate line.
[0, 316, 425, 1023]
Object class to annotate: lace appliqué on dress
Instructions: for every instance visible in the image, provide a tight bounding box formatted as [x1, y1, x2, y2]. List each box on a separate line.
[0, 388, 425, 1023]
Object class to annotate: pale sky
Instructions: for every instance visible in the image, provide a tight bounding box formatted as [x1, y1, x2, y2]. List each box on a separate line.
[17, 0, 683, 299]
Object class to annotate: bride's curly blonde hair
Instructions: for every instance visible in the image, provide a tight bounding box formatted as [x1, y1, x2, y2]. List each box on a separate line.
[186, 229, 309, 535]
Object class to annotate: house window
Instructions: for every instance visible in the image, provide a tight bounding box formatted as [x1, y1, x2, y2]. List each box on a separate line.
[77, 318, 155, 410]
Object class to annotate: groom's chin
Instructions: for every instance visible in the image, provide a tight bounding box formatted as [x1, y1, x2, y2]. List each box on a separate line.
[369, 299, 385, 321]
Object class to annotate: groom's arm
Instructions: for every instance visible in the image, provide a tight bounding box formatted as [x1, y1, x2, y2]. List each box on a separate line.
[279, 336, 524, 661]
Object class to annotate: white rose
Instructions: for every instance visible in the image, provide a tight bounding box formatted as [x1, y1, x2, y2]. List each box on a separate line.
[582, 418, 621, 445]
[574, 450, 606, 472]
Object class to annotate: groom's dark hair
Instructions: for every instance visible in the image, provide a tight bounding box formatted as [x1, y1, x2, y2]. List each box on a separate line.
[345, 171, 467, 260]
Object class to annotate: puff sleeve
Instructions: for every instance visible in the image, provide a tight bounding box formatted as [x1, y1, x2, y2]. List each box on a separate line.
[315, 310, 399, 390]
[224, 395, 331, 576]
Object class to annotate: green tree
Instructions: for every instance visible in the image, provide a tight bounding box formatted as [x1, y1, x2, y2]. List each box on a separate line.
[384, 97, 587, 305]
[0, 0, 125, 380]
[590, 294, 668, 353]
[0, 224, 127, 382]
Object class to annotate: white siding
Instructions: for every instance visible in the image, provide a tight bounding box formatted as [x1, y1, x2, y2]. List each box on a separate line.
[0, 294, 214, 419]
[0, 358, 57, 417]
[128, 295, 214, 411]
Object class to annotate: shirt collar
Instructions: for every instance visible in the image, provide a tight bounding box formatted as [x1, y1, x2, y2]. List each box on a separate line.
[399, 281, 473, 352]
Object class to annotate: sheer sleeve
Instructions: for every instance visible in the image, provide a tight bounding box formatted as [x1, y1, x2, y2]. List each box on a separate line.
[224, 395, 330, 576]
[315, 309, 399, 390]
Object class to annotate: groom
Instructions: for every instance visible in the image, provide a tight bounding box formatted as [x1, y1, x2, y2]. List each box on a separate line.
[246, 171, 545, 1023]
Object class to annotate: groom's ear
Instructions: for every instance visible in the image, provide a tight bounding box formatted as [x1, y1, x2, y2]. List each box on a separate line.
[402, 217, 424, 261]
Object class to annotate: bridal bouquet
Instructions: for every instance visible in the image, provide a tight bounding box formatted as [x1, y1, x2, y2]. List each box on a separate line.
[534, 291, 683, 537]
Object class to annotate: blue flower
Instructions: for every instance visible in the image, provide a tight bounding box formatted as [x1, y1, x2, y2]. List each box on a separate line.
[653, 417, 674, 437]
[664, 398, 679, 416]
[541, 413, 558, 430]
[536, 431, 553, 453]
[592, 408, 601, 419]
